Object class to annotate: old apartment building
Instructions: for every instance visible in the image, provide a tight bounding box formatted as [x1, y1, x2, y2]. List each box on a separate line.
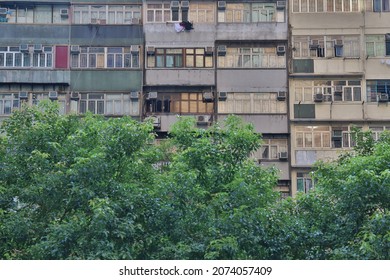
[1, 0, 389, 196]
[289, 0, 390, 194]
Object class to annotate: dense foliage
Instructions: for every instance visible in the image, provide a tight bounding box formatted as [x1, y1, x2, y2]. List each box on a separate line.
[0, 103, 389, 259]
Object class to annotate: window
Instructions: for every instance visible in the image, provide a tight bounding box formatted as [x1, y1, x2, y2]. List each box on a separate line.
[370, 126, 390, 141]
[295, 126, 331, 148]
[295, 80, 362, 102]
[251, 139, 288, 160]
[218, 47, 285, 68]
[32, 93, 66, 114]
[0, 46, 53, 68]
[0, 93, 20, 115]
[366, 80, 390, 102]
[147, 48, 212, 68]
[366, 35, 386, 57]
[146, 2, 188, 22]
[292, 0, 359, 12]
[297, 172, 314, 193]
[373, 0, 390, 12]
[71, 47, 139, 69]
[78, 93, 138, 115]
[293, 35, 360, 58]
[73, 5, 141, 24]
[145, 93, 213, 114]
[218, 92, 287, 114]
[331, 127, 357, 148]
[188, 3, 214, 23]
[218, 2, 277, 22]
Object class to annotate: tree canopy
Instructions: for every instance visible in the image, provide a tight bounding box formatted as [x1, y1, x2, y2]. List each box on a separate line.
[0, 102, 389, 260]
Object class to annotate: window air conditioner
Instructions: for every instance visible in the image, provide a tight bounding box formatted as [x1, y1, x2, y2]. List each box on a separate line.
[0, 8, 8, 14]
[314, 93, 323, 102]
[146, 116, 161, 128]
[309, 40, 319, 50]
[19, 44, 29, 53]
[332, 130, 343, 139]
[130, 91, 139, 99]
[334, 85, 343, 93]
[181, 1, 190, 10]
[276, 1, 286, 9]
[131, 45, 140, 54]
[196, 115, 210, 125]
[217, 45, 227, 56]
[276, 45, 286, 56]
[19, 91, 29, 100]
[379, 93, 389, 102]
[131, 18, 140, 24]
[48, 91, 58, 100]
[70, 92, 80, 100]
[205, 46, 214, 56]
[147, 92, 158, 100]
[277, 91, 287, 101]
[170, 1, 180, 10]
[60, 9, 69, 17]
[203, 92, 214, 102]
[70, 45, 80, 54]
[218, 1, 227, 10]
[218, 92, 227, 101]
[334, 39, 343, 46]
[34, 44, 43, 52]
[147, 46, 155, 55]
[278, 152, 288, 160]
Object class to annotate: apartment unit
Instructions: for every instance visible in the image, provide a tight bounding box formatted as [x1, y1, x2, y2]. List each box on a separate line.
[289, 0, 390, 195]
[0, 0, 143, 120]
[143, 0, 290, 195]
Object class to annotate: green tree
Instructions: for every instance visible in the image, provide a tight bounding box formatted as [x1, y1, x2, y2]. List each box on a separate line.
[0, 102, 155, 259]
[260, 130, 390, 259]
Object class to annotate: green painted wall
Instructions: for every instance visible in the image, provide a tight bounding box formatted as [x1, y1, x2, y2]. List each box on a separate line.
[70, 70, 142, 91]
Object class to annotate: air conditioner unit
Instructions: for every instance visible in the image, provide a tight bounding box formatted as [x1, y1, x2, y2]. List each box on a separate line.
[278, 152, 288, 160]
[70, 45, 80, 54]
[196, 115, 210, 125]
[334, 39, 343, 46]
[217, 45, 227, 56]
[309, 40, 319, 49]
[19, 91, 29, 100]
[378, 93, 389, 102]
[277, 45, 286, 56]
[205, 46, 214, 56]
[276, 1, 286, 9]
[34, 44, 43, 52]
[203, 92, 214, 102]
[334, 85, 343, 93]
[147, 46, 155, 55]
[218, 1, 227, 10]
[170, 1, 180, 10]
[131, 17, 140, 24]
[0, 8, 7, 15]
[181, 1, 190, 10]
[332, 130, 343, 139]
[48, 91, 58, 100]
[314, 93, 323, 102]
[218, 92, 227, 101]
[131, 45, 140, 54]
[60, 9, 69, 17]
[70, 92, 80, 100]
[146, 116, 161, 128]
[19, 44, 29, 53]
[277, 91, 287, 101]
[147, 92, 158, 100]
[130, 91, 139, 99]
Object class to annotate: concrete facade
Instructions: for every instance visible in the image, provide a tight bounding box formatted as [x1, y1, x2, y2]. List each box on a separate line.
[289, 0, 390, 195]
